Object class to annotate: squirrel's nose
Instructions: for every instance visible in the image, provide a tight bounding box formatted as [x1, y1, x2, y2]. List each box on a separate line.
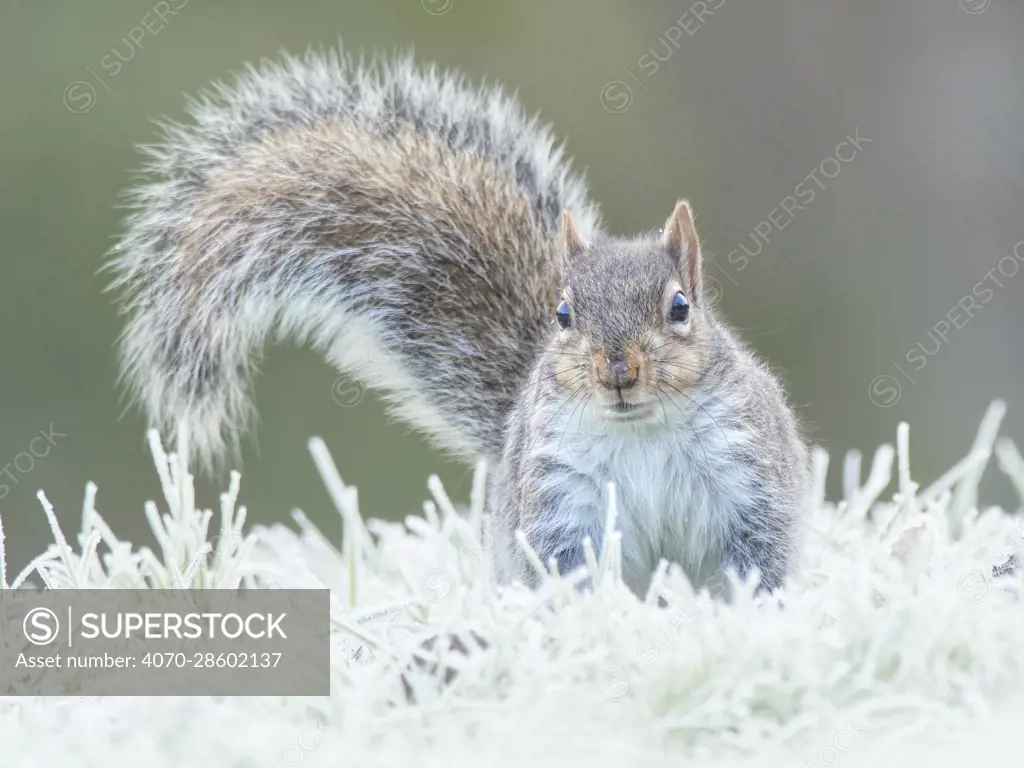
[602, 357, 638, 390]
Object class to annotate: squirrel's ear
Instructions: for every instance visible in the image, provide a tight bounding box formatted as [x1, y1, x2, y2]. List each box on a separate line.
[561, 210, 588, 259]
[664, 200, 702, 299]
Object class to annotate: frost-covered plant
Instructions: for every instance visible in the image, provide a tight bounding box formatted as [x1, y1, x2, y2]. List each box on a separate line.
[0, 402, 1023, 767]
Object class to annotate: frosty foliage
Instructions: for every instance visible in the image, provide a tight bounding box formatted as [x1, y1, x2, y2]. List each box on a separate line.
[1, 402, 1023, 767]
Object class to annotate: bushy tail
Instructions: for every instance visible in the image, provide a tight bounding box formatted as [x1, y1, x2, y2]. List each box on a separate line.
[106, 45, 600, 471]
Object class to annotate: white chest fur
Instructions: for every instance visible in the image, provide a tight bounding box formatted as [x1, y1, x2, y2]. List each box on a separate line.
[534, 396, 755, 593]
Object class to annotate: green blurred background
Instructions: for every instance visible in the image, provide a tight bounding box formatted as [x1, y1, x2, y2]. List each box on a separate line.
[1, 0, 1022, 574]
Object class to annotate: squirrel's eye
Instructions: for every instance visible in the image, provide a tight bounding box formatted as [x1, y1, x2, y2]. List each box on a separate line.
[555, 299, 572, 329]
[669, 291, 690, 323]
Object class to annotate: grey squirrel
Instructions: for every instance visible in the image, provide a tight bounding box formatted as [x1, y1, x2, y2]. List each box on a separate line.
[108, 47, 809, 596]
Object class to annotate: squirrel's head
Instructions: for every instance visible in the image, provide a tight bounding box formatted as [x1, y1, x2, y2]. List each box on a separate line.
[549, 200, 713, 424]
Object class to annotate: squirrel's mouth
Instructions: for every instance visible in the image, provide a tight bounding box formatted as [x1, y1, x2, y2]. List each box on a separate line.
[602, 400, 654, 422]
[610, 401, 641, 412]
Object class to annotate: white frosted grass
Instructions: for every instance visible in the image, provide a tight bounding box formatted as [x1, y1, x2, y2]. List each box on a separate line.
[0, 400, 1022, 767]
[996, 437, 1024, 507]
